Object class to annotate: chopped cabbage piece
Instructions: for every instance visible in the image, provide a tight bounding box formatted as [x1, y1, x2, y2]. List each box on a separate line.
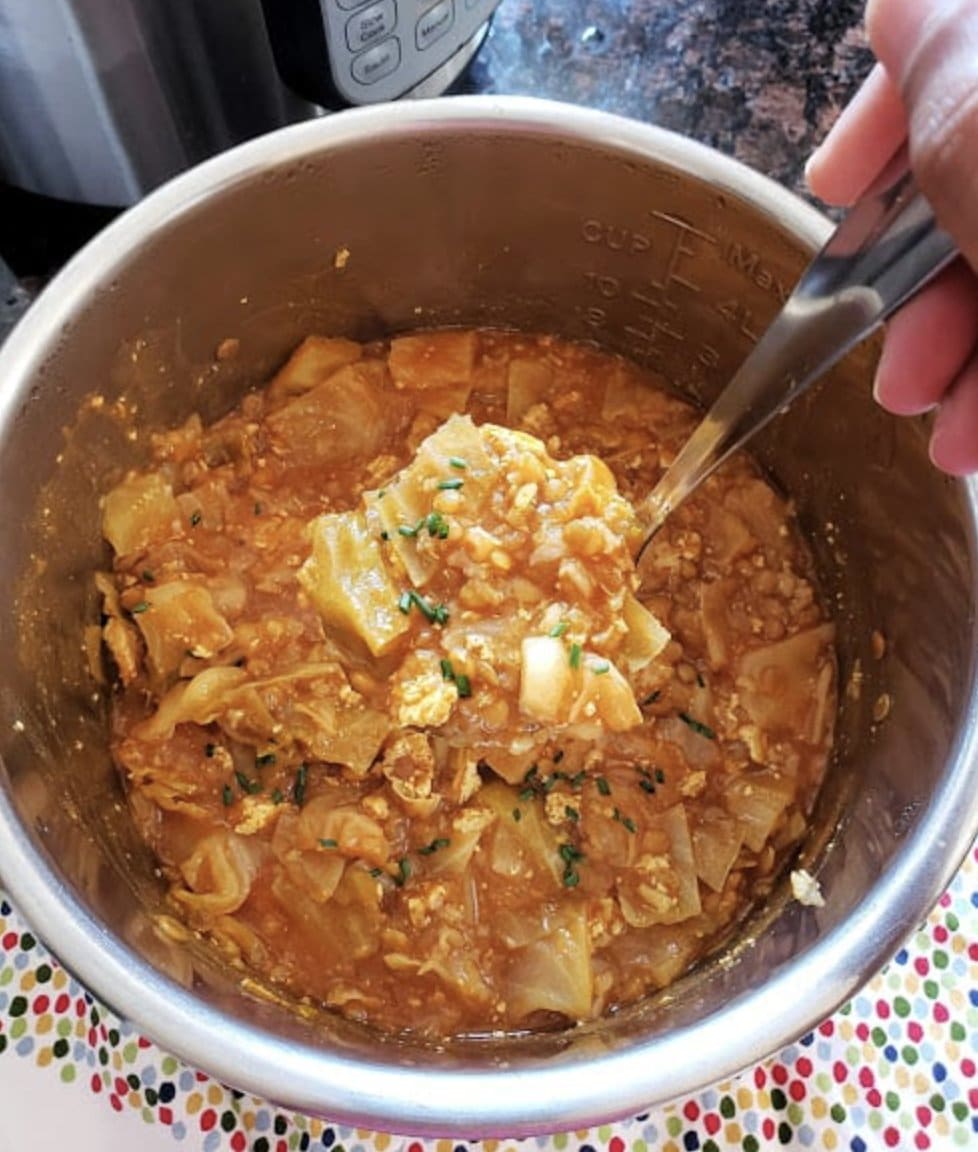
[389, 330, 478, 391]
[505, 902, 593, 1020]
[101, 472, 181, 557]
[132, 580, 234, 680]
[265, 336, 363, 406]
[299, 510, 410, 656]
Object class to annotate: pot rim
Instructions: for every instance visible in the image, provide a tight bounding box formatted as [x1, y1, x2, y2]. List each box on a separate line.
[1, 94, 977, 1137]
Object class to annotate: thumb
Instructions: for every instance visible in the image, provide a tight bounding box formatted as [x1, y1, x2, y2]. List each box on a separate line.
[867, 0, 978, 271]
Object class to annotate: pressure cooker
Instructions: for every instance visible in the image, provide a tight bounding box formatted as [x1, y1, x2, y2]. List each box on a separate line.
[0, 0, 501, 207]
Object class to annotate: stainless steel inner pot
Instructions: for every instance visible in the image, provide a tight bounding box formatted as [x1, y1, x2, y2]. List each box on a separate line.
[0, 96, 976, 1137]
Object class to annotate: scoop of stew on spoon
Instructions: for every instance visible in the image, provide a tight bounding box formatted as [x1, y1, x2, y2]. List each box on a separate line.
[635, 158, 958, 561]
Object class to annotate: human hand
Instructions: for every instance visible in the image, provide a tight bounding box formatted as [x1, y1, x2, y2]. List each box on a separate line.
[805, 0, 978, 474]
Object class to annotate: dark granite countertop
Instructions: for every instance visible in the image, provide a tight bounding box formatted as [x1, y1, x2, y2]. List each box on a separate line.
[461, 0, 873, 200]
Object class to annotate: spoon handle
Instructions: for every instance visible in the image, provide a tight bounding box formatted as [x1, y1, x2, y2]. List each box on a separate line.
[636, 163, 959, 555]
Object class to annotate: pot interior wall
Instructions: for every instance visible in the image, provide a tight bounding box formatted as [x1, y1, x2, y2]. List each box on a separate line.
[0, 120, 975, 1070]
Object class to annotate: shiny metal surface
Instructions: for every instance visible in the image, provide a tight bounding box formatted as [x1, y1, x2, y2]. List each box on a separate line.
[0, 0, 316, 205]
[639, 165, 959, 545]
[0, 97, 976, 1136]
[0, 0, 491, 207]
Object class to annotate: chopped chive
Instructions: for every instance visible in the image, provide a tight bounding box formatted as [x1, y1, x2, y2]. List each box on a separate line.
[190, 510, 202, 527]
[523, 765, 539, 783]
[221, 784, 234, 806]
[398, 589, 449, 625]
[639, 777, 656, 794]
[592, 661, 611, 676]
[678, 712, 716, 740]
[448, 456, 467, 470]
[437, 477, 464, 490]
[564, 805, 580, 823]
[440, 658, 455, 681]
[394, 857, 412, 886]
[293, 762, 308, 806]
[380, 530, 389, 541]
[369, 866, 383, 878]
[130, 601, 150, 615]
[425, 511, 450, 539]
[569, 642, 582, 670]
[378, 488, 386, 498]
[319, 838, 339, 849]
[235, 770, 261, 796]
[204, 742, 217, 758]
[614, 808, 637, 834]
[518, 787, 535, 802]
[654, 768, 666, 784]
[549, 621, 569, 638]
[398, 518, 425, 538]
[541, 774, 560, 793]
[596, 776, 612, 796]
[553, 750, 565, 764]
[696, 672, 706, 688]
[454, 673, 472, 699]
[558, 846, 584, 888]
[271, 788, 285, 804]
[141, 570, 155, 583]
[641, 690, 662, 706]
[255, 752, 276, 768]
[254, 502, 263, 515]
[418, 837, 450, 855]
[512, 807, 523, 822]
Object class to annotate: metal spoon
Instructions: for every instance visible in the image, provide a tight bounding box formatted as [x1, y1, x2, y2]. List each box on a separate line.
[635, 161, 959, 559]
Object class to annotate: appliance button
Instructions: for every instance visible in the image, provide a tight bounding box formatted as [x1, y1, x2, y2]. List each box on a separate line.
[333, 0, 370, 11]
[416, 0, 454, 51]
[350, 36, 402, 85]
[346, 0, 397, 52]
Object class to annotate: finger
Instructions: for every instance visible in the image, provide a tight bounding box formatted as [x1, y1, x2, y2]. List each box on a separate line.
[866, 0, 978, 270]
[873, 260, 978, 415]
[805, 64, 908, 206]
[929, 354, 978, 474]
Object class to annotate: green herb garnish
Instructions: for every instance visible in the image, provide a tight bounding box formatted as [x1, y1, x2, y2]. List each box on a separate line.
[549, 621, 569, 638]
[654, 767, 666, 784]
[221, 785, 234, 806]
[512, 808, 523, 822]
[425, 510, 450, 539]
[418, 837, 450, 855]
[454, 673, 472, 699]
[448, 456, 467, 470]
[641, 690, 661, 706]
[440, 658, 455, 681]
[569, 642, 582, 670]
[558, 842, 585, 887]
[293, 762, 308, 806]
[235, 770, 261, 796]
[130, 601, 150, 615]
[564, 805, 580, 823]
[394, 857, 412, 886]
[596, 776, 612, 796]
[189, 510, 202, 527]
[592, 661, 611, 676]
[614, 808, 637, 834]
[398, 589, 449, 625]
[271, 788, 285, 804]
[204, 743, 216, 758]
[678, 712, 716, 740]
[398, 518, 425, 538]
[437, 477, 464, 490]
[141, 570, 155, 584]
[319, 838, 339, 849]
[255, 752, 276, 768]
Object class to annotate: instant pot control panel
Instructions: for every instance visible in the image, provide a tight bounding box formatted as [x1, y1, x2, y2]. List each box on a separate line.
[262, 0, 501, 108]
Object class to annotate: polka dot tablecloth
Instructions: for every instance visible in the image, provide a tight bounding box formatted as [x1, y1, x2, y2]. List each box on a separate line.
[2, 846, 977, 1152]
